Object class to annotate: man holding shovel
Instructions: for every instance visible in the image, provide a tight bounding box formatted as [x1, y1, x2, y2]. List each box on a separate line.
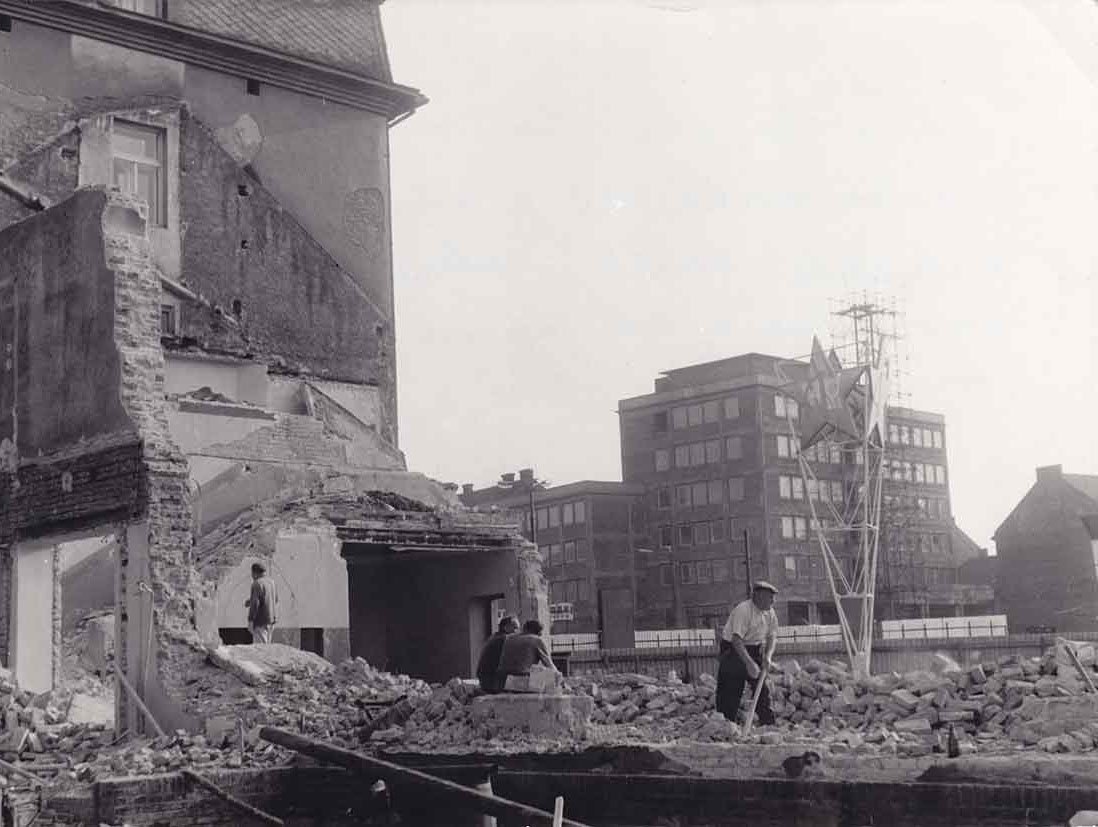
[716, 580, 779, 727]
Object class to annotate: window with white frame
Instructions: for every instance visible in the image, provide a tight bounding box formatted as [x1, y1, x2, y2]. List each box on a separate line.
[676, 484, 692, 507]
[777, 435, 792, 458]
[688, 404, 704, 427]
[112, 120, 166, 227]
[936, 465, 946, 485]
[932, 430, 943, 449]
[705, 439, 721, 464]
[549, 506, 561, 527]
[655, 449, 670, 472]
[779, 475, 792, 499]
[728, 477, 745, 500]
[679, 562, 696, 584]
[726, 436, 743, 460]
[784, 556, 797, 579]
[689, 442, 705, 466]
[708, 479, 723, 504]
[702, 400, 721, 423]
[693, 522, 710, 545]
[691, 481, 708, 507]
[712, 559, 730, 582]
[696, 560, 712, 584]
[562, 502, 575, 525]
[775, 395, 786, 418]
[724, 397, 740, 419]
[672, 407, 688, 429]
[575, 539, 588, 561]
[791, 477, 804, 500]
[563, 541, 576, 563]
[710, 519, 725, 542]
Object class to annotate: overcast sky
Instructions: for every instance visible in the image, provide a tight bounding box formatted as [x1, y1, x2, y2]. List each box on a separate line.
[382, 0, 1098, 552]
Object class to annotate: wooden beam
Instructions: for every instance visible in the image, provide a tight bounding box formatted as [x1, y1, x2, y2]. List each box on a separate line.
[259, 727, 592, 827]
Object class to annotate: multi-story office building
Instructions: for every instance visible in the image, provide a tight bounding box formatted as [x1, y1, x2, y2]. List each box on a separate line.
[460, 472, 643, 648]
[618, 354, 988, 629]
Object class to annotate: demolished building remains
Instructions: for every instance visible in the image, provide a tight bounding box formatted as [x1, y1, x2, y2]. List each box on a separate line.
[0, 0, 547, 740]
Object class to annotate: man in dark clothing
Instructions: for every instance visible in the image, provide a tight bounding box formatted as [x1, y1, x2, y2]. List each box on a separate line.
[496, 619, 557, 684]
[476, 616, 518, 693]
[245, 562, 277, 644]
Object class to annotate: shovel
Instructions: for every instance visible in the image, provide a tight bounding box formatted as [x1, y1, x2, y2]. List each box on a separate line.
[742, 659, 770, 736]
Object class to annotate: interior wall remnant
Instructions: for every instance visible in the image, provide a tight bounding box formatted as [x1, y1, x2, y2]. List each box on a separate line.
[10, 540, 57, 693]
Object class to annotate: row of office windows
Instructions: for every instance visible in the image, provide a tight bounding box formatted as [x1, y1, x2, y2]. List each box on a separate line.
[656, 477, 746, 510]
[657, 518, 734, 548]
[884, 494, 950, 521]
[654, 436, 745, 471]
[883, 563, 958, 586]
[887, 533, 952, 556]
[538, 539, 590, 567]
[659, 558, 737, 586]
[888, 423, 943, 450]
[778, 475, 846, 503]
[550, 578, 591, 604]
[654, 397, 742, 432]
[889, 461, 947, 486]
[778, 436, 865, 466]
[774, 395, 800, 419]
[529, 500, 587, 531]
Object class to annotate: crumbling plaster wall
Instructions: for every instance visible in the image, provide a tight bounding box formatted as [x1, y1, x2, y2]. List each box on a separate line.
[1, 16, 400, 443]
[0, 188, 206, 731]
[175, 110, 396, 443]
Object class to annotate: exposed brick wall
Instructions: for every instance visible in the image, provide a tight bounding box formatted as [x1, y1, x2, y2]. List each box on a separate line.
[177, 110, 396, 445]
[103, 190, 203, 725]
[0, 440, 145, 539]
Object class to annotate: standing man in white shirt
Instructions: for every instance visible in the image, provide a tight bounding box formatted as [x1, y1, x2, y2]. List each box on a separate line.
[716, 580, 779, 725]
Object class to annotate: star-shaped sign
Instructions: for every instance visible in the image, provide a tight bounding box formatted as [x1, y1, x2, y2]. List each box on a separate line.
[786, 337, 862, 448]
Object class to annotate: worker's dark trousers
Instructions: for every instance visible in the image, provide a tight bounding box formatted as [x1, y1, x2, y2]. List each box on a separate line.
[716, 640, 774, 725]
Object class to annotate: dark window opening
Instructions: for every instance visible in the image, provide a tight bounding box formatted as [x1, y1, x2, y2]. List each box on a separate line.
[0, 16, 12, 32]
[246, 78, 261, 96]
[220, 627, 250, 645]
[240, 239, 249, 250]
[231, 299, 242, 317]
[237, 184, 250, 197]
[300, 628, 324, 656]
[160, 304, 177, 336]
[787, 601, 810, 626]
[816, 601, 839, 626]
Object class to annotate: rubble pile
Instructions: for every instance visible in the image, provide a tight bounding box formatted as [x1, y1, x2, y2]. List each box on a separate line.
[185, 646, 432, 746]
[0, 666, 116, 787]
[372, 647, 1098, 759]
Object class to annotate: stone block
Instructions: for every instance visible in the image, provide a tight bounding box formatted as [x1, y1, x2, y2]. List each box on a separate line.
[894, 717, 931, 734]
[969, 664, 987, 685]
[890, 689, 919, 713]
[470, 694, 594, 739]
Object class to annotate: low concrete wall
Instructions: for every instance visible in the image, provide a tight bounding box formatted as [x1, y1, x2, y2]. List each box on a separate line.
[564, 632, 1098, 682]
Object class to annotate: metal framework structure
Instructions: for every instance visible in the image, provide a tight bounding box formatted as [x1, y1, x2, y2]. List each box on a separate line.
[777, 335, 889, 678]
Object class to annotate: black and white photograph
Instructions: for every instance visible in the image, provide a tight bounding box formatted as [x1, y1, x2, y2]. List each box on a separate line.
[0, 0, 1097, 824]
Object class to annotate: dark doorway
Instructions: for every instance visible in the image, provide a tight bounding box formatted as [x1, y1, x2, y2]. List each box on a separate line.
[816, 602, 839, 625]
[219, 627, 251, 645]
[599, 588, 635, 649]
[300, 628, 324, 656]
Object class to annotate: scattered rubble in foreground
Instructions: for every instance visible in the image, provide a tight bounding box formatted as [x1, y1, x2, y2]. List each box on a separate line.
[7, 640, 1098, 789]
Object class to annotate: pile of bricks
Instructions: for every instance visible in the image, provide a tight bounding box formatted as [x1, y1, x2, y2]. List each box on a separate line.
[0, 666, 116, 786]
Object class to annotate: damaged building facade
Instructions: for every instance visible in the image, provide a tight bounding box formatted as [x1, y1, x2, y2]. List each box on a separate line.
[0, 0, 547, 733]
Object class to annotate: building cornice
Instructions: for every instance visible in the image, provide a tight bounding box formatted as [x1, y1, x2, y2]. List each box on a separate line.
[0, 0, 427, 120]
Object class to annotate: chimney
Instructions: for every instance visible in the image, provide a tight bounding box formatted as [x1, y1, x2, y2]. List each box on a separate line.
[1036, 465, 1063, 482]
[519, 468, 534, 484]
[501, 473, 516, 484]
[462, 483, 474, 496]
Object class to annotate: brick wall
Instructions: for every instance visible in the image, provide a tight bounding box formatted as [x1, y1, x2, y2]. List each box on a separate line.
[103, 189, 202, 728]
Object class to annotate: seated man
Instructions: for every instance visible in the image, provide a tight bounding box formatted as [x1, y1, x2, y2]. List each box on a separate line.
[496, 619, 557, 686]
[475, 615, 518, 693]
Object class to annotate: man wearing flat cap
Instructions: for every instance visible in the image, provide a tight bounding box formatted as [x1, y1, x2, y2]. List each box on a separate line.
[716, 580, 779, 725]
